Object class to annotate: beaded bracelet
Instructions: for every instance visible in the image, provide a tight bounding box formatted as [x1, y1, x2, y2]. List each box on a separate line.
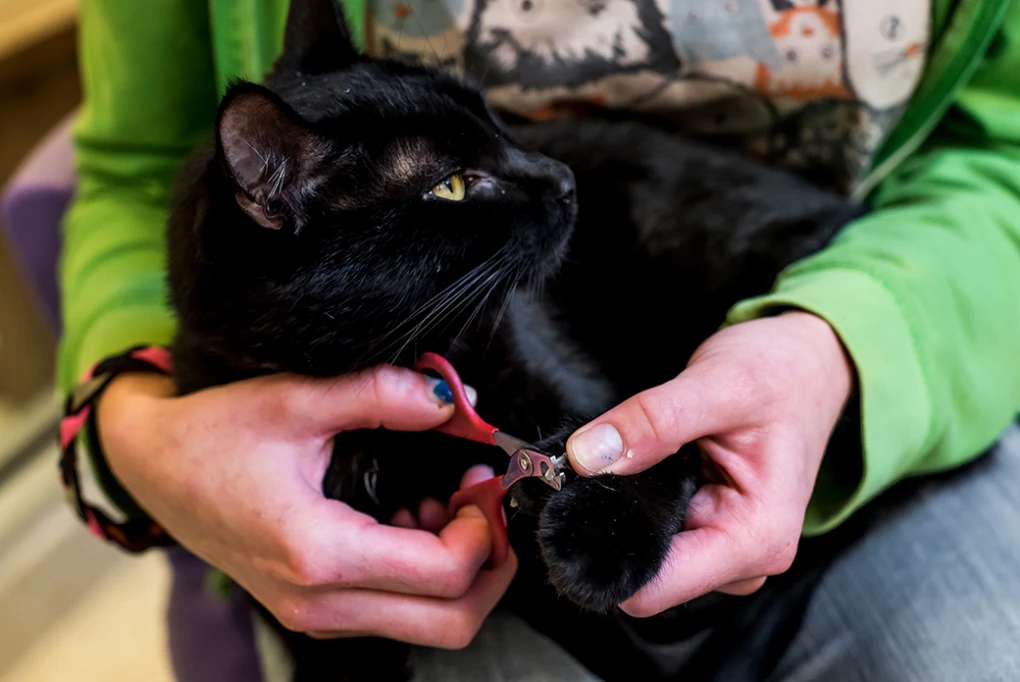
[60, 346, 176, 552]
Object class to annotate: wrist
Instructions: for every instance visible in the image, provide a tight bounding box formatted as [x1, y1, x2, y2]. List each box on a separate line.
[780, 311, 854, 403]
[96, 373, 175, 484]
[60, 346, 176, 552]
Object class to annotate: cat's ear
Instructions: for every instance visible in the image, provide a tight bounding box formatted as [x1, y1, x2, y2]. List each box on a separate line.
[216, 83, 328, 231]
[274, 0, 358, 75]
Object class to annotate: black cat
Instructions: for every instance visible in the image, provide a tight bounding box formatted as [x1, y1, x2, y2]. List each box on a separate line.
[165, 0, 863, 680]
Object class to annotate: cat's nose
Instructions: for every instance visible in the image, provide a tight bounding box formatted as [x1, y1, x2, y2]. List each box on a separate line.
[507, 148, 576, 203]
[532, 158, 576, 203]
[550, 162, 576, 203]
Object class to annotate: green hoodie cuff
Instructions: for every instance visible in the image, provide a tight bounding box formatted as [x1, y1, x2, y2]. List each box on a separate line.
[58, 292, 175, 396]
[58, 296, 175, 520]
[728, 268, 933, 535]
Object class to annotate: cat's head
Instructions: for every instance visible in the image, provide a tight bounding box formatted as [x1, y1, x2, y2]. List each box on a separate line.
[174, 0, 576, 374]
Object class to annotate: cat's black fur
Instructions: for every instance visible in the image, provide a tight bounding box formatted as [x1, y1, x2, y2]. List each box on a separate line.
[166, 1, 865, 680]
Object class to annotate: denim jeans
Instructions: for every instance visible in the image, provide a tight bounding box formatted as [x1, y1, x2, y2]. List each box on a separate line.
[409, 424, 1020, 682]
[174, 425, 1020, 682]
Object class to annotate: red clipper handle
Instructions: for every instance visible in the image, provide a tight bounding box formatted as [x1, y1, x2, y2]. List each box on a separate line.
[448, 477, 510, 569]
[416, 353, 509, 568]
[415, 353, 497, 445]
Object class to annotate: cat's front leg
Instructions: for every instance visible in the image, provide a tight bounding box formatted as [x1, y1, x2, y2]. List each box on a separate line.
[513, 429, 701, 612]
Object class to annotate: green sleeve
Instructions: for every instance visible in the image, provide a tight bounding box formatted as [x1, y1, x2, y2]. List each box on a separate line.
[58, 0, 219, 395]
[729, 9, 1020, 535]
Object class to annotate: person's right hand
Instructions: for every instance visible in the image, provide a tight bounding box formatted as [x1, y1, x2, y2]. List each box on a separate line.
[97, 366, 516, 647]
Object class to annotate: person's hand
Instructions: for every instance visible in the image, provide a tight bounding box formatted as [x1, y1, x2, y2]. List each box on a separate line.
[98, 366, 516, 647]
[564, 311, 853, 616]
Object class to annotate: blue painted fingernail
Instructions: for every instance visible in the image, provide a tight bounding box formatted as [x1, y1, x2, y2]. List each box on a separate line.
[431, 379, 454, 404]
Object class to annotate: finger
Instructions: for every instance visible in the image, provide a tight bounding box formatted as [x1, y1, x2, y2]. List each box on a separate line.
[715, 577, 767, 596]
[460, 464, 508, 529]
[306, 630, 370, 640]
[312, 500, 494, 598]
[406, 464, 497, 534]
[280, 365, 462, 435]
[565, 363, 754, 476]
[300, 552, 517, 648]
[618, 526, 751, 618]
[390, 507, 419, 529]
[461, 464, 496, 488]
[408, 462, 499, 534]
[417, 498, 450, 534]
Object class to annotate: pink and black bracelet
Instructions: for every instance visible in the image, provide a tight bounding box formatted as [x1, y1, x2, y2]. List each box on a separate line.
[60, 346, 176, 552]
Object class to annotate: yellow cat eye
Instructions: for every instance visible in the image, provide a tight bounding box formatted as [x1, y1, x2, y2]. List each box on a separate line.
[431, 174, 466, 201]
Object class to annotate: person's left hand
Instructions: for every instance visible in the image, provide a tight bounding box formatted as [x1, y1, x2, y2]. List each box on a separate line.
[563, 311, 853, 616]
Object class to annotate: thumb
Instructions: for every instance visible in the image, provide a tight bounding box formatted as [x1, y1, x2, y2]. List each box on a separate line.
[283, 365, 476, 435]
[566, 364, 748, 476]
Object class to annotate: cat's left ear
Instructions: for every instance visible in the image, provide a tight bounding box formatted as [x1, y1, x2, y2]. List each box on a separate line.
[216, 83, 329, 232]
[274, 0, 359, 75]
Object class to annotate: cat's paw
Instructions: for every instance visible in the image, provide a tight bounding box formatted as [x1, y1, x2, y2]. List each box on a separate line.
[536, 448, 700, 612]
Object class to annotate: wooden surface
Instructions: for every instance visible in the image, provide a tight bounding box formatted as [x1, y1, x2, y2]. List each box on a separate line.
[0, 448, 173, 682]
[0, 8, 170, 682]
[0, 10, 80, 402]
[0, 0, 77, 63]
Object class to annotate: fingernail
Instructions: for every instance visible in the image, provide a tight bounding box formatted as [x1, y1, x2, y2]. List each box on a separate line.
[567, 423, 624, 473]
[455, 504, 485, 520]
[425, 377, 478, 407]
[427, 377, 454, 404]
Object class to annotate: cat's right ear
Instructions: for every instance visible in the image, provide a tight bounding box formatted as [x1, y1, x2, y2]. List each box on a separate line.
[216, 83, 328, 232]
[274, 0, 359, 75]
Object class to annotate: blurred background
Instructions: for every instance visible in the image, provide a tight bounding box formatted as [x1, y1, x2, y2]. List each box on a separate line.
[1, 2, 172, 679]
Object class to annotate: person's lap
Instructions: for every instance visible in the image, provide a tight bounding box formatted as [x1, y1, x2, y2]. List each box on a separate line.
[411, 423, 1020, 682]
[765, 422, 1020, 682]
[166, 424, 1020, 681]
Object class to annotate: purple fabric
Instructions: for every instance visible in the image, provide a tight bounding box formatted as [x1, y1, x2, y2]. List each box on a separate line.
[1, 183, 69, 333]
[167, 548, 264, 682]
[2, 120, 264, 681]
[0, 114, 77, 334]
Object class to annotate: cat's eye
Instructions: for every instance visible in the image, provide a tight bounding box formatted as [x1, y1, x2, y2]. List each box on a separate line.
[431, 174, 466, 201]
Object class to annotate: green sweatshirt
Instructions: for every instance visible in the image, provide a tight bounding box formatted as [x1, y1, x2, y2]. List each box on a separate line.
[61, 0, 1020, 535]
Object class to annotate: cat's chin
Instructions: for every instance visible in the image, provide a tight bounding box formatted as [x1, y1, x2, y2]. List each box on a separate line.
[512, 184, 578, 282]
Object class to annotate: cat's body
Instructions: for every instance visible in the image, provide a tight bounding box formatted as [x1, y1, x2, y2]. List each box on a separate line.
[166, 1, 863, 680]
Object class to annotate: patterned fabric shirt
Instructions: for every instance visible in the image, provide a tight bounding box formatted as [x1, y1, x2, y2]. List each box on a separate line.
[362, 0, 931, 192]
